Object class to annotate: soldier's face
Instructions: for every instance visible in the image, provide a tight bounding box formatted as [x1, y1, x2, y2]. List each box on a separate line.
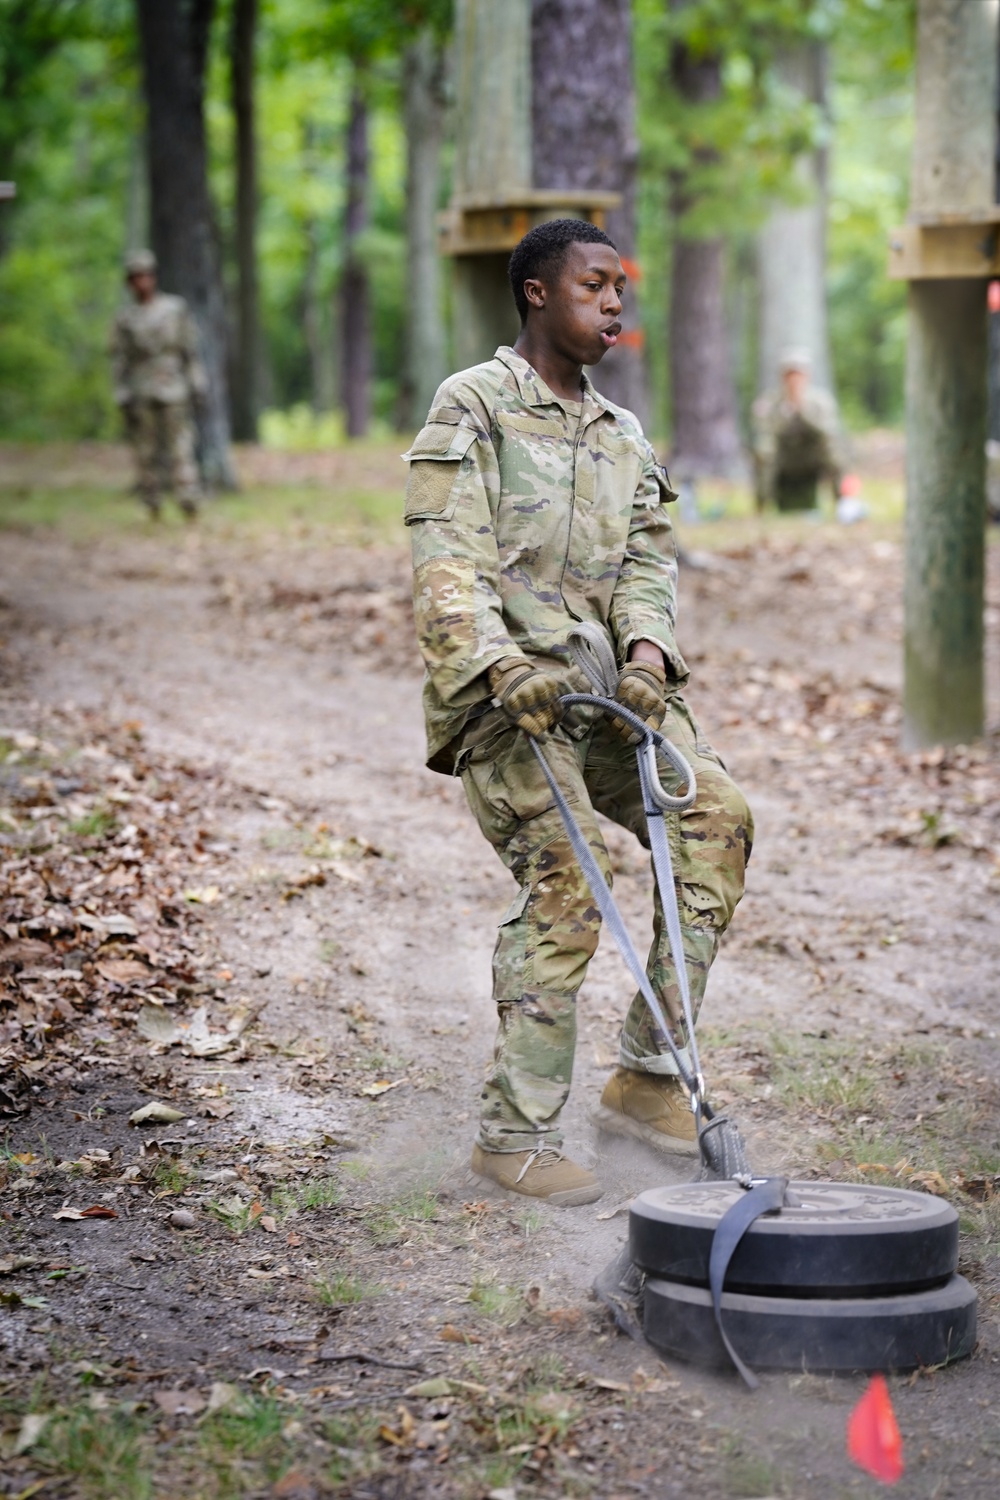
[782, 367, 808, 406]
[526, 242, 626, 366]
[130, 271, 157, 303]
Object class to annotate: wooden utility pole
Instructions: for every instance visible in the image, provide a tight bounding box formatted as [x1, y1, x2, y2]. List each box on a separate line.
[444, 0, 618, 373]
[891, 0, 998, 747]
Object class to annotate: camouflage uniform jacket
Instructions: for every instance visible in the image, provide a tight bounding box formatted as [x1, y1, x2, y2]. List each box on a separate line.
[751, 385, 842, 495]
[405, 346, 688, 773]
[110, 293, 208, 407]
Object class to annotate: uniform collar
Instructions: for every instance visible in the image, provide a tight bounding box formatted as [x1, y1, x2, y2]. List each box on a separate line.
[494, 346, 615, 423]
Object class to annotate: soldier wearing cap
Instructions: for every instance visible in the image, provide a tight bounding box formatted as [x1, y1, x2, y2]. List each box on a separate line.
[752, 348, 843, 513]
[111, 250, 207, 517]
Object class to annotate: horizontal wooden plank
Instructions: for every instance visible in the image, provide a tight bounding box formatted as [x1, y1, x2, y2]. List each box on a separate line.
[888, 222, 1000, 280]
[440, 200, 613, 257]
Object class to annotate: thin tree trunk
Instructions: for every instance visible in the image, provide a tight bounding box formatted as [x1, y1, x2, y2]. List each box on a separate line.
[304, 215, 336, 413]
[403, 30, 446, 428]
[756, 43, 832, 395]
[531, 0, 645, 418]
[229, 0, 259, 441]
[340, 75, 371, 439]
[135, 0, 236, 488]
[668, 32, 741, 477]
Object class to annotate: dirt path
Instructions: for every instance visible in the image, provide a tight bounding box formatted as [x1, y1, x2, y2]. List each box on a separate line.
[2, 513, 999, 1498]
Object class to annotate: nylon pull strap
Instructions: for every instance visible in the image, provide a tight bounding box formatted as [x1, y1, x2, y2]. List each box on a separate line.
[529, 738, 699, 1098]
[708, 1176, 789, 1388]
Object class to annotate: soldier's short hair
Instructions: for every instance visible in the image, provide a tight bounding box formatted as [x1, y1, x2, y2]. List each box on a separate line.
[508, 218, 618, 324]
[124, 248, 157, 278]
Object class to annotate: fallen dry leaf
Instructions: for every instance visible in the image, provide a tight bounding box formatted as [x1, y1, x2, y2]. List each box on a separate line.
[137, 1003, 254, 1058]
[378, 1406, 416, 1447]
[52, 1204, 118, 1221]
[183, 885, 221, 904]
[96, 958, 152, 985]
[130, 1101, 185, 1126]
[153, 1387, 207, 1418]
[14, 1412, 48, 1455]
[439, 1323, 482, 1345]
[359, 1078, 405, 1098]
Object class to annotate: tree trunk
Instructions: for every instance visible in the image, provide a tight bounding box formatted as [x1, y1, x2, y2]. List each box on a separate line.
[451, 0, 531, 372]
[668, 35, 742, 477]
[340, 75, 371, 439]
[229, 0, 259, 441]
[903, 0, 996, 748]
[756, 44, 832, 395]
[304, 217, 336, 414]
[531, 0, 645, 418]
[135, 0, 236, 488]
[402, 29, 447, 428]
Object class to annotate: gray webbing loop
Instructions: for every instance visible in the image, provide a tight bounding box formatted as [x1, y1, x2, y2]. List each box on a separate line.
[529, 733, 703, 1103]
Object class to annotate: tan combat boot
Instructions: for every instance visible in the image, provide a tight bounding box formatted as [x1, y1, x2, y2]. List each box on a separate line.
[470, 1144, 601, 1207]
[594, 1067, 698, 1156]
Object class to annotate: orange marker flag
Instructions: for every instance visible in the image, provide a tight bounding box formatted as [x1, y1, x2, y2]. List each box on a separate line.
[847, 1374, 904, 1485]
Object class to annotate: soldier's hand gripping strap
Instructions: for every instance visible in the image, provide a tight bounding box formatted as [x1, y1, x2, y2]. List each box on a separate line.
[612, 661, 667, 744]
[488, 656, 564, 738]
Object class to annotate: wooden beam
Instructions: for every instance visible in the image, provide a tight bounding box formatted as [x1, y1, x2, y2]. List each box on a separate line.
[440, 191, 621, 256]
[902, 0, 997, 749]
[888, 216, 1000, 280]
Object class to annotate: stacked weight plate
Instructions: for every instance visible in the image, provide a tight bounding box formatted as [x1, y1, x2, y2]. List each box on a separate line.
[629, 1181, 976, 1374]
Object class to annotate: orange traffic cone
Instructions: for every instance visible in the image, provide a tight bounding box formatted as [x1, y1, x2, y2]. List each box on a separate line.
[847, 1374, 904, 1484]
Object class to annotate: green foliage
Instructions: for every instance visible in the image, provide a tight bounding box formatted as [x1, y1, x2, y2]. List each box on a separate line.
[0, 0, 917, 441]
[34, 1401, 153, 1500]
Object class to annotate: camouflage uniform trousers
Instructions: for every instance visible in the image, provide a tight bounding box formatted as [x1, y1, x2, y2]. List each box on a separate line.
[459, 697, 753, 1153]
[129, 400, 202, 512]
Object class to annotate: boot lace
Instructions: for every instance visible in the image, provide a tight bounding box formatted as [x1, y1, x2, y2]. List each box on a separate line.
[515, 1146, 566, 1183]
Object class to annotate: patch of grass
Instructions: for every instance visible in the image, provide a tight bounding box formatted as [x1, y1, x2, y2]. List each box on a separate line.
[33, 1401, 153, 1499]
[259, 823, 308, 853]
[769, 1032, 882, 1119]
[312, 1271, 380, 1307]
[518, 1205, 545, 1238]
[270, 1174, 341, 1218]
[68, 806, 118, 841]
[466, 1276, 526, 1328]
[149, 1158, 191, 1194]
[0, 474, 407, 545]
[323, 1410, 384, 1487]
[198, 1391, 298, 1491]
[722, 1444, 784, 1498]
[363, 1185, 440, 1246]
[206, 1194, 262, 1236]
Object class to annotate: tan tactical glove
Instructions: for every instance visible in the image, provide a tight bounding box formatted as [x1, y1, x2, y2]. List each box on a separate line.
[612, 660, 667, 744]
[488, 656, 565, 737]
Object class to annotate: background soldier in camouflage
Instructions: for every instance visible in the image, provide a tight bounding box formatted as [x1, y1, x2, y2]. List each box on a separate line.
[111, 249, 207, 518]
[405, 219, 753, 1207]
[752, 348, 843, 513]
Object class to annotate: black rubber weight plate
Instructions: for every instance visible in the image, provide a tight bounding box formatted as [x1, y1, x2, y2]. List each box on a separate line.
[643, 1273, 977, 1374]
[630, 1181, 958, 1297]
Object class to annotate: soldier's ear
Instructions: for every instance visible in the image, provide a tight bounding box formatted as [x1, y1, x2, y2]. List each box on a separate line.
[523, 277, 546, 313]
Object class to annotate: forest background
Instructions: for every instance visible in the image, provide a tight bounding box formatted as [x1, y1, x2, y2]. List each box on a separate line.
[0, 0, 912, 459]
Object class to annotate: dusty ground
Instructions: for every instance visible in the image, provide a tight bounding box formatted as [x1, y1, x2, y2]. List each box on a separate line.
[1, 459, 1000, 1499]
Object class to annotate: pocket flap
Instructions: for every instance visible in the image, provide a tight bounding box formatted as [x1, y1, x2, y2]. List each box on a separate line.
[654, 465, 679, 504]
[402, 420, 478, 463]
[498, 883, 531, 927]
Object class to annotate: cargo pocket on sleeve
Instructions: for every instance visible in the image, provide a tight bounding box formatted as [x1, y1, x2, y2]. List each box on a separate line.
[403, 416, 479, 524]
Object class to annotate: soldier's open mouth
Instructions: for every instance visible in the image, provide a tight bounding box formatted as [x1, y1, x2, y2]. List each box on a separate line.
[601, 325, 621, 348]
